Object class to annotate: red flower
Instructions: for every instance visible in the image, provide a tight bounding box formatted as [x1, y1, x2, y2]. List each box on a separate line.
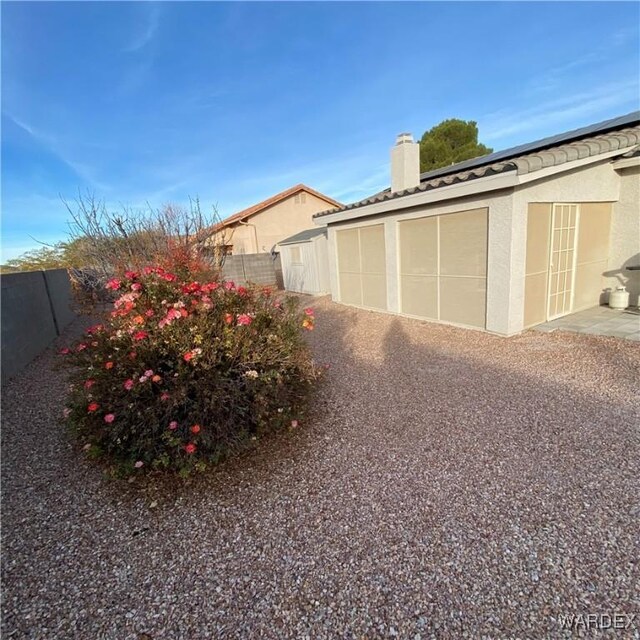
[183, 351, 193, 362]
[87, 402, 99, 412]
[224, 313, 234, 325]
[304, 307, 314, 316]
[105, 278, 121, 291]
[84, 379, 96, 389]
[160, 392, 170, 401]
[76, 343, 87, 351]
[131, 283, 142, 291]
[123, 379, 134, 390]
[185, 443, 197, 454]
[59, 348, 71, 355]
[124, 270, 137, 279]
[105, 361, 114, 369]
[190, 424, 201, 434]
[237, 314, 252, 326]
[237, 286, 247, 296]
[133, 330, 148, 341]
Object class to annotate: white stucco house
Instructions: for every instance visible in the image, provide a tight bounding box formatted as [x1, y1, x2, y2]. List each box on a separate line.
[311, 111, 640, 336]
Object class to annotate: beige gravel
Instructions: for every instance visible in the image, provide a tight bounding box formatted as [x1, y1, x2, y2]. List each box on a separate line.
[2, 297, 639, 639]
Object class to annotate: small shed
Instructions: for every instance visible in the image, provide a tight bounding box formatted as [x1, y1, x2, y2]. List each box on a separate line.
[277, 227, 330, 295]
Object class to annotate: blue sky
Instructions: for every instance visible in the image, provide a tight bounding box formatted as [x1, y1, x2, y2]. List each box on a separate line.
[2, 1, 639, 261]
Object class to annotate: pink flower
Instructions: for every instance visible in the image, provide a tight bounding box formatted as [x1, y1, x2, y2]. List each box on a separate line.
[304, 307, 314, 316]
[185, 443, 197, 454]
[169, 421, 178, 430]
[123, 379, 134, 390]
[76, 343, 87, 351]
[84, 379, 96, 389]
[131, 283, 142, 291]
[291, 420, 299, 428]
[139, 376, 148, 383]
[144, 309, 155, 318]
[160, 392, 170, 401]
[105, 278, 121, 291]
[237, 314, 252, 326]
[224, 281, 235, 291]
[59, 347, 71, 355]
[134, 460, 144, 468]
[104, 413, 115, 423]
[125, 270, 137, 279]
[144, 369, 154, 377]
[105, 361, 114, 370]
[133, 330, 148, 341]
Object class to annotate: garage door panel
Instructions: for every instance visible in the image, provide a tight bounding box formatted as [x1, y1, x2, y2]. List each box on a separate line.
[400, 275, 438, 319]
[339, 272, 362, 306]
[360, 225, 386, 274]
[440, 209, 488, 277]
[399, 217, 437, 275]
[439, 277, 486, 328]
[361, 274, 387, 310]
[336, 229, 360, 272]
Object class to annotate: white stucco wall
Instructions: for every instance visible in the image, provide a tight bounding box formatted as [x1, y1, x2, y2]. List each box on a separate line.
[325, 155, 638, 336]
[610, 165, 640, 304]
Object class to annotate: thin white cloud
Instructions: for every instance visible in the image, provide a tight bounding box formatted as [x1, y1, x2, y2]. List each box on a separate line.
[122, 4, 160, 53]
[5, 113, 111, 191]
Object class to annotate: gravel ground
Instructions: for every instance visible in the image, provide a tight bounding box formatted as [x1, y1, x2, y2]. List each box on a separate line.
[2, 298, 639, 639]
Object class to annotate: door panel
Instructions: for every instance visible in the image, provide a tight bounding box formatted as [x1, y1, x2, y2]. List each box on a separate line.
[547, 204, 579, 320]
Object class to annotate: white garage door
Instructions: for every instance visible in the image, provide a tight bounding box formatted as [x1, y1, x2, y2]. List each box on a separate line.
[336, 224, 387, 310]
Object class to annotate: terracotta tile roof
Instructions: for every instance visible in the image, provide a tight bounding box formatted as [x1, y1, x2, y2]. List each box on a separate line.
[313, 111, 640, 220]
[212, 184, 342, 232]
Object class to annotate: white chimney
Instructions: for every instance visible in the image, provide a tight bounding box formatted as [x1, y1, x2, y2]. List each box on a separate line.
[390, 132, 420, 193]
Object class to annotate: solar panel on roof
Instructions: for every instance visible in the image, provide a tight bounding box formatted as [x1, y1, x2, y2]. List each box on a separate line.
[418, 110, 640, 182]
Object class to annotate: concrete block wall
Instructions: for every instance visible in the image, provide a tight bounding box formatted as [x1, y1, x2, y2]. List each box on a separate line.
[1, 269, 76, 383]
[221, 253, 283, 288]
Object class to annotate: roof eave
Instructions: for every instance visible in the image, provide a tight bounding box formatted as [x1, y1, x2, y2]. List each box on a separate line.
[314, 144, 638, 226]
[313, 171, 519, 225]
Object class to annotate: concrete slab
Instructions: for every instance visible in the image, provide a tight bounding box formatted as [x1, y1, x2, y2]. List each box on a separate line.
[534, 305, 640, 340]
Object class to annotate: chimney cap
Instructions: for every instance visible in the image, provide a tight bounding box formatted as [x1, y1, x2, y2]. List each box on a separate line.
[395, 132, 415, 145]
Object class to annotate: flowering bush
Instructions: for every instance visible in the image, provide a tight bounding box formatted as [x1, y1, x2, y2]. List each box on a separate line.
[61, 266, 320, 475]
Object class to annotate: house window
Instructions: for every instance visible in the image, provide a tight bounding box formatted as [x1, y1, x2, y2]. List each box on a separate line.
[290, 246, 302, 263]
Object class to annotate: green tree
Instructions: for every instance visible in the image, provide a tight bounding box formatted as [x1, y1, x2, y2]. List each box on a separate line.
[419, 119, 493, 173]
[0, 243, 69, 273]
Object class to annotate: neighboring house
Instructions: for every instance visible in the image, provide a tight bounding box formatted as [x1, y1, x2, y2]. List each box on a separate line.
[210, 184, 341, 255]
[312, 111, 640, 336]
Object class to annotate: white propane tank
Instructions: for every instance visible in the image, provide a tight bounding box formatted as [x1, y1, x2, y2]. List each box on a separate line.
[609, 286, 630, 310]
